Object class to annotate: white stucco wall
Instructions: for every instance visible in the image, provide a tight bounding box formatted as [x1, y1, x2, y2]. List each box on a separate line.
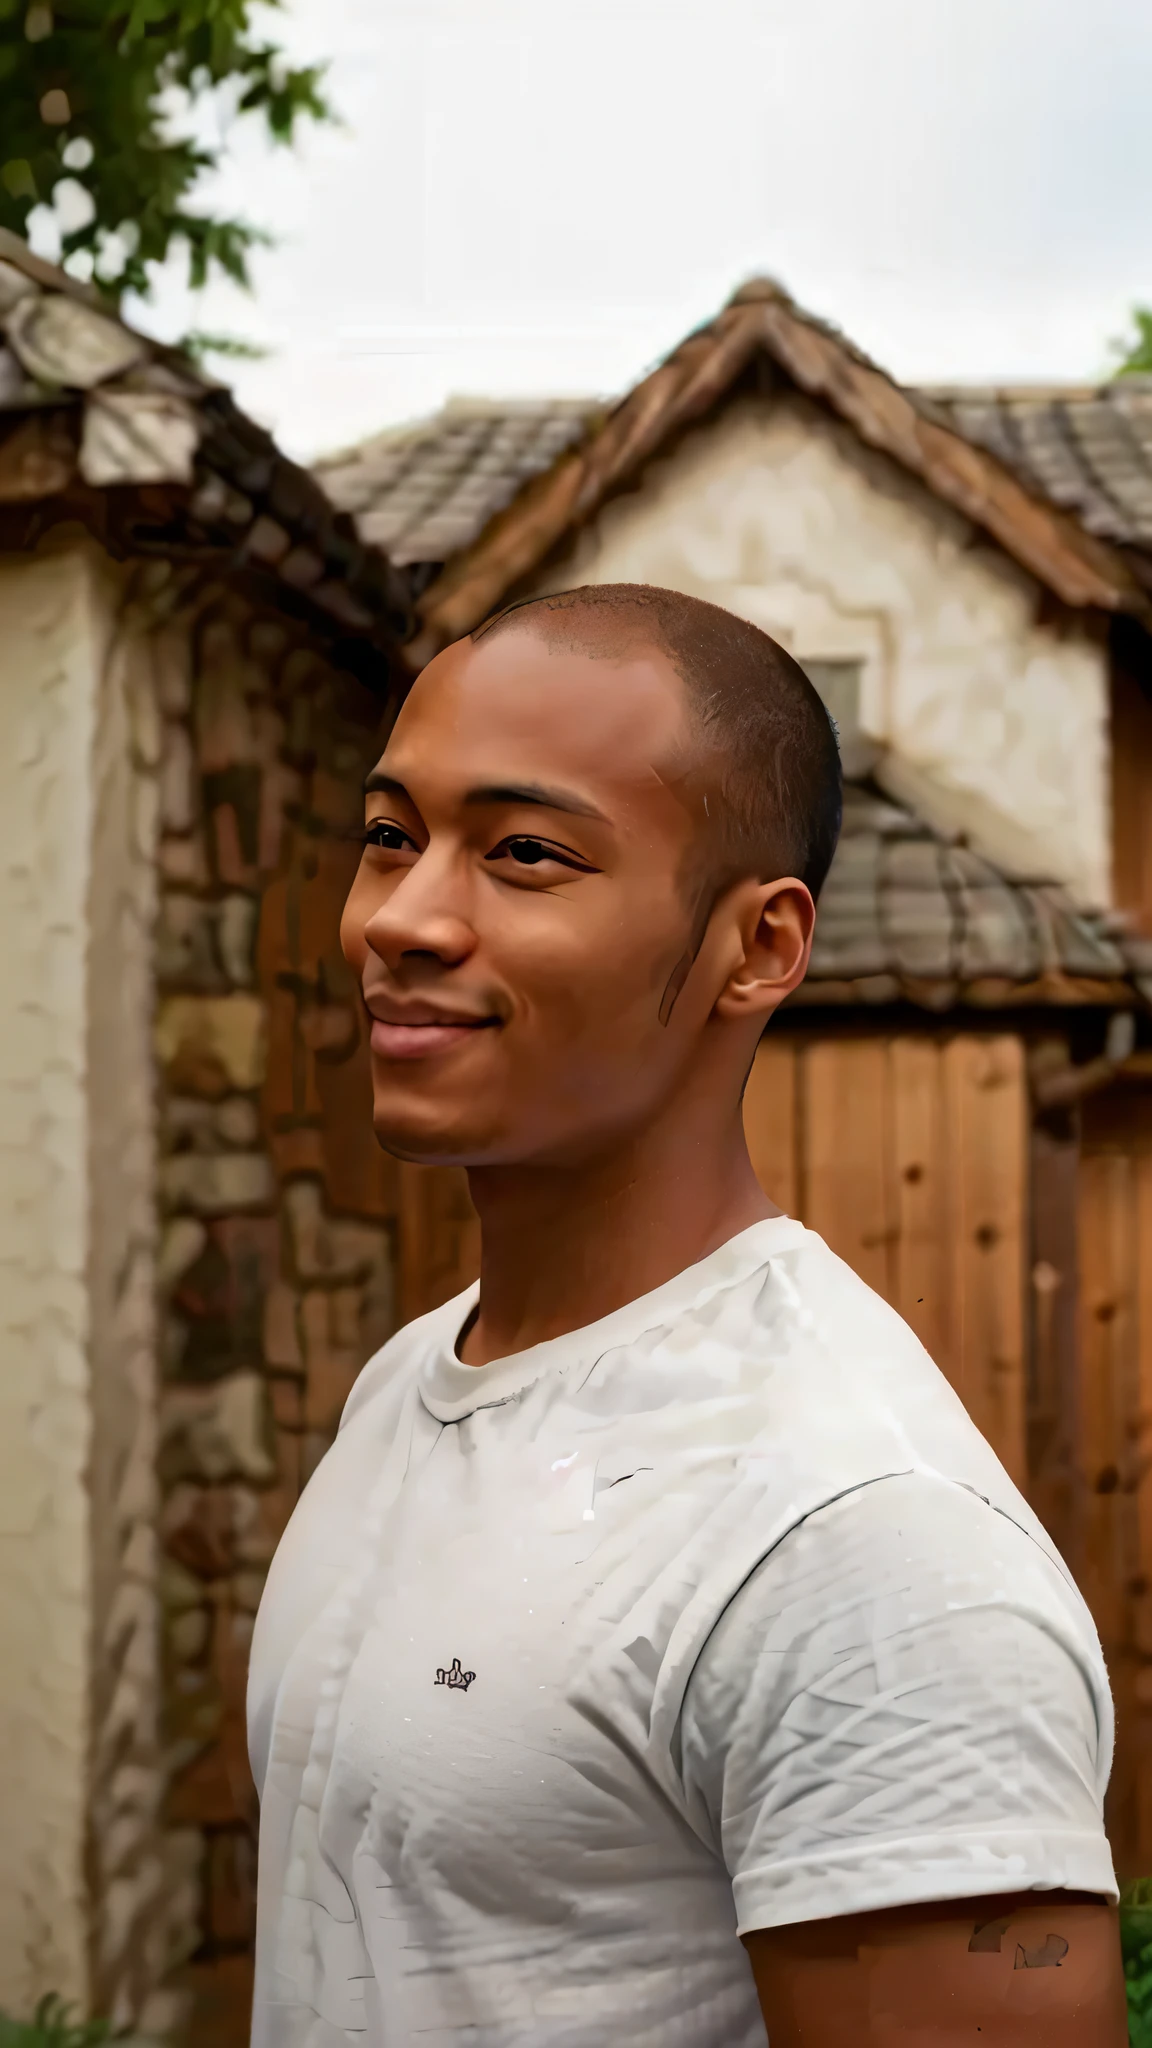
[0, 545, 103, 2010]
[0, 543, 161, 2023]
[541, 394, 1111, 904]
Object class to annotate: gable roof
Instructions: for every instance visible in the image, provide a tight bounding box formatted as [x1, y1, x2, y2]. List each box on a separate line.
[0, 231, 412, 689]
[317, 280, 1152, 670]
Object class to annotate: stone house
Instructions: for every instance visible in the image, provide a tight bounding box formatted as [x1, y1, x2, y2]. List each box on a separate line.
[4, 229, 1152, 2046]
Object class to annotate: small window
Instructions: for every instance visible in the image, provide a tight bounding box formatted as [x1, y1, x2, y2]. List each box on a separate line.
[800, 659, 878, 780]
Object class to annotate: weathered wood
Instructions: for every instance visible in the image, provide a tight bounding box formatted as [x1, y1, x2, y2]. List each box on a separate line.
[1077, 1148, 1134, 1646]
[1078, 1143, 1140, 1868]
[742, 1037, 798, 1215]
[890, 1037, 952, 1372]
[801, 1039, 895, 1299]
[942, 1035, 1028, 1483]
[1028, 1107, 1083, 1575]
[1133, 1151, 1152, 1862]
[1076, 1085, 1152, 1873]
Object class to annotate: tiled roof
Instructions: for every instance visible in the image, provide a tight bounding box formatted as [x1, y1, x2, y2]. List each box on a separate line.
[0, 230, 412, 687]
[315, 400, 596, 569]
[316, 281, 1150, 669]
[799, 784, 1152, 1009]
[920, 381, 1152, 551]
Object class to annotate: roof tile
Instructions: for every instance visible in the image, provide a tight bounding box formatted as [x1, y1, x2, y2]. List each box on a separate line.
[802, 782, 1146, 1006]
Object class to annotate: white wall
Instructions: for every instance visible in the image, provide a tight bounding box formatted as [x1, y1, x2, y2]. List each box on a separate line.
[541, 393, 1111, 905]
[0, 544, 161, 2024]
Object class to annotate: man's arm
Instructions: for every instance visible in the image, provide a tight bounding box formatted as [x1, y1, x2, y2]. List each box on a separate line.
[743, 1889, 1127, 2045]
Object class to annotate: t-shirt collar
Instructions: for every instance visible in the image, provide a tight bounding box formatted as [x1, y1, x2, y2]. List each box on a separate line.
[417, 1214, 806, 1423]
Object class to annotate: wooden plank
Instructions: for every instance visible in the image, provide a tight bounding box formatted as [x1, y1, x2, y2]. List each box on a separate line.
[397, 1163, 481, 1326]
[943, 1035, 1028, 1483]
[1079, 1146, 1140, 1870]
[889, 1037, 952, 1373]
[1132, 1149, 1152, 1656]
[1076, 1085, 1152, 1875]
[1133, 1150, 1152, 1869]
[742, 1036, 798, 1214]
[1027, 1108, 1083, 1576]
[800, 1039, 896, 1299]
[1077, 1150, 1135, 1661]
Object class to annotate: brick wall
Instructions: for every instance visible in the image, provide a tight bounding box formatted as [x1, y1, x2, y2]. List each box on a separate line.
[151, 598, 396, 2041]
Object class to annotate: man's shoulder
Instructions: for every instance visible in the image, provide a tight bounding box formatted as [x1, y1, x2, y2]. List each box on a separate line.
[711, 1223, 979, 1430]
[675, 1223, 1051, 1560]
[338, 1284, 477, 1431]
[751, 1224, 931, 1356]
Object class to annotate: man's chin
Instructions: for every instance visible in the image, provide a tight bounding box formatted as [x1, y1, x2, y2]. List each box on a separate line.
[370, 1095, 504, 1169]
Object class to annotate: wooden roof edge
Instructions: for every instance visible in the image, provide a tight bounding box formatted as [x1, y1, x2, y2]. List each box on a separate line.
[784, 969, 1146, 1012]
[406, 279, 1147, 668]
[402, 300, 766, 668]
[748, 293, 1139, 614]
[0, 224, 107, 309]
[0, 231, 414, 671]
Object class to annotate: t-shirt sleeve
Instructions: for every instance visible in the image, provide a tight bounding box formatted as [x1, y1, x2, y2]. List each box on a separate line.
[677, 1471, 1117, 1933]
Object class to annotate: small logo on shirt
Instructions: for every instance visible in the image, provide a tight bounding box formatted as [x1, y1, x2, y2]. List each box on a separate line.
[435, 1657, 476, 1692]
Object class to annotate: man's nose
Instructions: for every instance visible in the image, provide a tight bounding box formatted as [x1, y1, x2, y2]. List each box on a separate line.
[362, 853, 476, 969]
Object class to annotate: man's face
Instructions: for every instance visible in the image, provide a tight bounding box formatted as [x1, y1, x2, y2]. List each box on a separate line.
[340, 625, 732, 1167]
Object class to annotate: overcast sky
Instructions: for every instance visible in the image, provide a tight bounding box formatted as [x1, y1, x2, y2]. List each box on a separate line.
[134, 0, 1152, 460]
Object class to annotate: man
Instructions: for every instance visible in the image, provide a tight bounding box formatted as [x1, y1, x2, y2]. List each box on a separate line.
[248, 585, 1125, 2044]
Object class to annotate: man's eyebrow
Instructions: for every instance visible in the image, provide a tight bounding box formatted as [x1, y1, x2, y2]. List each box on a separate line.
[462, 781, 607, 822]
[362, 770, 608, 824]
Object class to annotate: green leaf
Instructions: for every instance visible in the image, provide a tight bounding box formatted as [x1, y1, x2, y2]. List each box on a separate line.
[1, 158, 37, 199]
[1112, 309, 1152, 378]
[182, 326, 267, 361]
[1120, 1884, 1152, 2044]
[0, 1993, 111, 2046]
[0, 0, 333, 299]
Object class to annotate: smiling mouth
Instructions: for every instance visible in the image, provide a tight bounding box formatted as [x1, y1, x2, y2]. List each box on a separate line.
[368, 1016, 500, 1061]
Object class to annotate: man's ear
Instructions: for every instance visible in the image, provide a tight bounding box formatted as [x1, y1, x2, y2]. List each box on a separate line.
[712, 877, 815, 1025]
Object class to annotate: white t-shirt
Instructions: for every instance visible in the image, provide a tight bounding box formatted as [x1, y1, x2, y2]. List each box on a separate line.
[248, 1217, 1116, 2047]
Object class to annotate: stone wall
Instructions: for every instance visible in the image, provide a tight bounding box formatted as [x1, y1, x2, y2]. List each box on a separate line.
[151, 598, 397, 2041]
[538, 390, 1112, 907]
[0, 539, 458, 2040]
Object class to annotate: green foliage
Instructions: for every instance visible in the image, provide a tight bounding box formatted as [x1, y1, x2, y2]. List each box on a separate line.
[1122, 1879, 1152, 2045]
[0, 0, 331, 300]
[183, 325, 266, 361]
[0, 1995, 110, 2047]
[1113, 310, 1152, 378]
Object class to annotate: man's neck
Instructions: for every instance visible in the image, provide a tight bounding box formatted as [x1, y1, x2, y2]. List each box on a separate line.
[458, 1102, 777, 1366]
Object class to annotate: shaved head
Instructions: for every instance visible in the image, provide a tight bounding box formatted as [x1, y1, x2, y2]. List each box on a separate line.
[476, 583, 843, 897]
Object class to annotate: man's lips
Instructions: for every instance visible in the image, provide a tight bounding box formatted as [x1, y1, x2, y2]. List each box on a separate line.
[365, 1004, 500, 1061]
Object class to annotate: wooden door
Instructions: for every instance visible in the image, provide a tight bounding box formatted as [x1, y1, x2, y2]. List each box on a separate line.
[743, 1032, 1029, 1482]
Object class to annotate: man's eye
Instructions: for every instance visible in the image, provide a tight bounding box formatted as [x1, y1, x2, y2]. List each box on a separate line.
[487, 836, 592, 872]
[363, 821, 415, 853]
[504, 837, 550, 866]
